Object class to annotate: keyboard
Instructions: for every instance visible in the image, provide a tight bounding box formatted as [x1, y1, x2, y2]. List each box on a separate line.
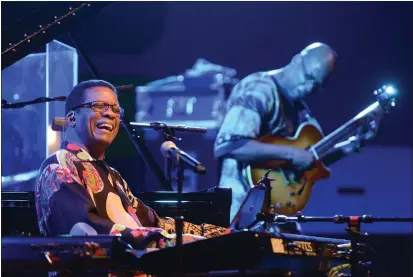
[2, 235, 139, 276]
[2, 231, 370, 276]
[139, 231, 356, 276]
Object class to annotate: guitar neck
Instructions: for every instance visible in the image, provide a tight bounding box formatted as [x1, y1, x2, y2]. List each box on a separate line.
[311, 101, 381, 161]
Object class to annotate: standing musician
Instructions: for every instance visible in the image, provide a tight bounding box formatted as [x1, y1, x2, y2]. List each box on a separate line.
[35, 80, 230, 250]
[214, 42, 382, 233]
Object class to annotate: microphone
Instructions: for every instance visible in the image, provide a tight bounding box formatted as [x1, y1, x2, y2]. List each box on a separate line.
[160, 141, 206, 175]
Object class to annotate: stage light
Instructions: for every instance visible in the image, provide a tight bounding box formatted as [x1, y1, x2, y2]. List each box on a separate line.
[384, 85, 396, 95]
[374, 85, 398, 96]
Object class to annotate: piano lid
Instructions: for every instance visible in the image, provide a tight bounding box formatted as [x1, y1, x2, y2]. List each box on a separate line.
[1, 1, 110, 70]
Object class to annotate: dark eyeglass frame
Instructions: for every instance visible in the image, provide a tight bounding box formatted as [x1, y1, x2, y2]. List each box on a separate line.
[70, 101, 124, 117]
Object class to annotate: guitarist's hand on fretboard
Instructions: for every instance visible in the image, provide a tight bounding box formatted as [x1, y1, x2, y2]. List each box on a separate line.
[334, 107, 384, 155]
[359, 107, 384, 141]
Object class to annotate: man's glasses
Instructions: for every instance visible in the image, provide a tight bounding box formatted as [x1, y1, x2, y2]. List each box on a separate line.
[70, 101, 124, 117]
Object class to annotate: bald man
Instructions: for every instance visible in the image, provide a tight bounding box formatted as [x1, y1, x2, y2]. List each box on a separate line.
[214, 43, 339, 233]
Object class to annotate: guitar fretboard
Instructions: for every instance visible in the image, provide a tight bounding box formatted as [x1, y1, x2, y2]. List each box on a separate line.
[313, 121, 360, 159]
[312, 102, 381, 160]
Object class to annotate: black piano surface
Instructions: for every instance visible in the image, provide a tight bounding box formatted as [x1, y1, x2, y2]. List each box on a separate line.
[140, 231, 355, 277]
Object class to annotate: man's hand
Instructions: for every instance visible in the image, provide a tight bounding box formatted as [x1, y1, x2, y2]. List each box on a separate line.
[291, 149, 314, 169]
[336, 107, 384, 155]
[338, 137, 361, 154]
[182, 233, 206, 244]
[361, 107, 384, 141]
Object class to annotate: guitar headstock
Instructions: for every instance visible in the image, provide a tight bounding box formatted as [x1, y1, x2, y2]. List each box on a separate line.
[374, 85, 397, 113]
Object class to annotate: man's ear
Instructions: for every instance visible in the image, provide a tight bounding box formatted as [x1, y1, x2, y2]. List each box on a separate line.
[66, 111, 76, 127]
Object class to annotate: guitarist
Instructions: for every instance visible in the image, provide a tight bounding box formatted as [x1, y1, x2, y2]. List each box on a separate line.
[214, 42, 382, 233]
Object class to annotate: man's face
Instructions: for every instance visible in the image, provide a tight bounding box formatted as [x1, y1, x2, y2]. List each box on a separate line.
[74, 86, 121, 148]
[291, 78, 318, 99]
[288, 52, 335, 100]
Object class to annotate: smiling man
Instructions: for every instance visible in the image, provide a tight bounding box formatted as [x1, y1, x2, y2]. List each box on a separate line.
[35, 80, 229, 250]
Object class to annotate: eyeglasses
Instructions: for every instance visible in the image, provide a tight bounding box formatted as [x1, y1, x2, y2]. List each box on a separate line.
[70, 101, 124, 117]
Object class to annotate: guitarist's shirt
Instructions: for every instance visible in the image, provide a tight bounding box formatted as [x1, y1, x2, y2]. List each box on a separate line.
[35, 141, 230, 249]
[214, 71, 322, 220]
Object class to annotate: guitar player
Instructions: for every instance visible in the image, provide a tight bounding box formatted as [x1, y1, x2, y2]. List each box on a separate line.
[214, 42, 383, 234]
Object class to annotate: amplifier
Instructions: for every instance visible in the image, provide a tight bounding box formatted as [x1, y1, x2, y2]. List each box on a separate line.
[135, 86, 227, 129]
[135, 59, 238, 129]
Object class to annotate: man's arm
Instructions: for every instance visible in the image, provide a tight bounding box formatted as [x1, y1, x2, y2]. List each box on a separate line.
[116, 174, 230, 238]
[228, 139, 305, 162]
[36, 164, 168, 249]
[214, 106, 313, 168]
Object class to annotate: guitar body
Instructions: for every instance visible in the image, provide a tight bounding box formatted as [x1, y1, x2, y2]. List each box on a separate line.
[247, 123, 331, 215]
[246, 85, 395, 216]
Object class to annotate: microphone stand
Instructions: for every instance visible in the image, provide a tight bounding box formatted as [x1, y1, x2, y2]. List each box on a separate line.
[257, 212, 413, 277]
[1, 96, 67, 109]
[132, 121, 208, 277]
[155, 123, 178, 192]
[240, 169, 276, 231]
[130, 121, 207, 191]
[175, 164, 185, 277]
[120, 120, 172, 191]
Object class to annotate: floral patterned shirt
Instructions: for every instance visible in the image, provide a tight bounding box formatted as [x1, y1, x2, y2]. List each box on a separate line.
[35, 141, 229, 249]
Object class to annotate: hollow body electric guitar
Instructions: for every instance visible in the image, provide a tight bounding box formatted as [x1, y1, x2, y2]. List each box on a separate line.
[246, 86, 396, 215]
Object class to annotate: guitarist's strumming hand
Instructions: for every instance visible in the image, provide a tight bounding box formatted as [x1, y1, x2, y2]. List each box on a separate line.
[291, 148, 315, 169]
